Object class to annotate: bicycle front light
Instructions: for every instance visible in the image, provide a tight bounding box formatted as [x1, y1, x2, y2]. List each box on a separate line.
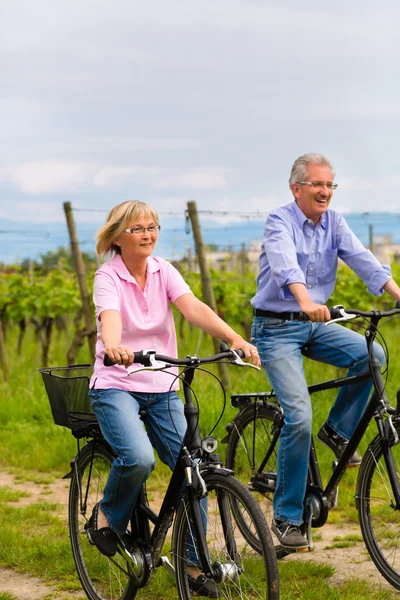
[202, 436, 218, 453]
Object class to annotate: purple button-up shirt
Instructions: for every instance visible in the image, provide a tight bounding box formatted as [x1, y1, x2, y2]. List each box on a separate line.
[251, 201, 391, 312]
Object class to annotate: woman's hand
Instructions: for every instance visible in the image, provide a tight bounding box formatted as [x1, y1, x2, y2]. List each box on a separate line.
[229, 335, 261, 367]
[104, 345, 134, 368]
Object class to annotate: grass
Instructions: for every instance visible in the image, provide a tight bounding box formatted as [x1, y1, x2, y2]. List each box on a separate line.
[1, 321, 400, 598]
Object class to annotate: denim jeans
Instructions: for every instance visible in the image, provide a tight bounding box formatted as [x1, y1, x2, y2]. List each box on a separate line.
[89, 388, 187, 534]
[251, 317, 386, 526]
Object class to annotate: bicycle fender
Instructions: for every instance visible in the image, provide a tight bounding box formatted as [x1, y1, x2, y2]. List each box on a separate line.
[199, 465, 235, 477]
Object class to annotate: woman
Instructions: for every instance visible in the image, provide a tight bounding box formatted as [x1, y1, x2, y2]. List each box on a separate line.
[88, 200, 259, 592]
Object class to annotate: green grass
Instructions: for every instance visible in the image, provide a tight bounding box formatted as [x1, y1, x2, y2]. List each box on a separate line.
[1, 321, 400, 598]
[0, 486, 30, 502]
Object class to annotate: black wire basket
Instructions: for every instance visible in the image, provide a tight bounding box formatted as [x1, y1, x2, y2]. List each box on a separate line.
[39, 364, 98, 430]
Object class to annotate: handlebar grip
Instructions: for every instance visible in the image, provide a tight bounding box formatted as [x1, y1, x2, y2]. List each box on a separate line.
[103, 350, 152, 367]
[104, 354, 116, 367]
[219, 342, 245, 359]
[329, 306, 343, 320]
[132, 351, 151, 366]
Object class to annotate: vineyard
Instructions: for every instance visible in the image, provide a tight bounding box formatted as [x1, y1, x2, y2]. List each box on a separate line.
[1, 251, 400, 373]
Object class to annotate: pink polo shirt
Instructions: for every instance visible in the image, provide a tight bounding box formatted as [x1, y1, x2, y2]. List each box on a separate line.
[90, 254, 193, 392]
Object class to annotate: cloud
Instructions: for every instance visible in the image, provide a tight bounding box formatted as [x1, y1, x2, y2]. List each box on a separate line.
[156, 169, 229, 190]
[0, 162, 95, 194]
[93, 166, 163, 188]
[340, 176, 400, 193]
[0, 161, 231, 194]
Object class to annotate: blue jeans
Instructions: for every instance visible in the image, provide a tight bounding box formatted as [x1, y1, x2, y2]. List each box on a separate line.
[251, 317, 386, 526]
[89, 388, 187, 534]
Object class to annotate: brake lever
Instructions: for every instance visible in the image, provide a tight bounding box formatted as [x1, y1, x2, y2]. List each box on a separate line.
[231, 349, 261, 371]
[127, 351, 170, 375]
[128, 363, 170, 375]
[325, 305, 356, 326]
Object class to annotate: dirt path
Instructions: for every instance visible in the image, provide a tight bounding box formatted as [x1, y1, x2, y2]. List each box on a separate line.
[0, 468, 396, 598]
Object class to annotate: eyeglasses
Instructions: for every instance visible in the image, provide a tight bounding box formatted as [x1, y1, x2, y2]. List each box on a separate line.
[298, 181, 338, 190]
[123, 225, 161, 235]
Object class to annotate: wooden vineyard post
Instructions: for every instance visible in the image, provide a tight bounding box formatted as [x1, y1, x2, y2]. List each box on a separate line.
[0, 317, 9, 382]
[186, 201, 230, 390]
[63, 202, 96, 361]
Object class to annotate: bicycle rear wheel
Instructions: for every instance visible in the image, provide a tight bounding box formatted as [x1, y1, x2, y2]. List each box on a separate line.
[172, 471, 280, 599]
[69, 442, 138, 600]
[225, 404, 280, 552]
[357, 421, 400, 589]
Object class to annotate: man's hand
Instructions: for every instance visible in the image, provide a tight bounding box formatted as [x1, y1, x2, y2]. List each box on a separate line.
[299, 300, 330, 322]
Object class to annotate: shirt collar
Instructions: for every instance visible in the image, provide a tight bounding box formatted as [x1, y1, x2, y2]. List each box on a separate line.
[108, 254, 160, 282]
[292, 201, 327, 230]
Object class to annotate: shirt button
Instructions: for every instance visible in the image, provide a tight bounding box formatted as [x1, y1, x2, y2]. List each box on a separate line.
[308, 284, 313, 289]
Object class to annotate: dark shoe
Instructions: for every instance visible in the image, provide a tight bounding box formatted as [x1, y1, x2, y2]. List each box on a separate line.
[271, 518, 308, 549]
[317, 423, 362, 467]
[87, 503, 118, 557]
[188, 573, 220, 598]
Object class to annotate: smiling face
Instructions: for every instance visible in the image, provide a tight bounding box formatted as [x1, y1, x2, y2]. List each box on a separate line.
[115, 216, 160, 259]
[291, 163, 334, 225]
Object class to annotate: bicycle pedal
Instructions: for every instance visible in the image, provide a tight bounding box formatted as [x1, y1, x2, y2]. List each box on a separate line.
[295, 546, 309, 553]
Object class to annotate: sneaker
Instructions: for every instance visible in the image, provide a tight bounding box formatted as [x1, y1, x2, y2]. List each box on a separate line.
[317, 424, 362, 467]
[271, 518, 308, 549]
[87, 503, 118, 557]
[188, 573, 220, 598]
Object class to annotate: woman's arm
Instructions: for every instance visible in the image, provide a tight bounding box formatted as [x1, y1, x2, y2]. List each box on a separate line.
[100, 309, 134, 366]
[383, 278, 400, 301]
[174, 294, 260, 365]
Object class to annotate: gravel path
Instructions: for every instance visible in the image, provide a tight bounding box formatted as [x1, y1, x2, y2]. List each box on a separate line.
[0, 468, 397, 599]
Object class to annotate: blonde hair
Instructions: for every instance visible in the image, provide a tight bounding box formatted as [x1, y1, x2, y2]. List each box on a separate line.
[96, 200, 159, 258]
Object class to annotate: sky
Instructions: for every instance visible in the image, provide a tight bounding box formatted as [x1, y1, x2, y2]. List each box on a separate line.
[1, 0, 400, 236]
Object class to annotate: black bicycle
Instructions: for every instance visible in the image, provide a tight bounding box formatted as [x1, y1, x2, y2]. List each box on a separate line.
[223, 303, 400, 589]
[40, 346, 279, 600]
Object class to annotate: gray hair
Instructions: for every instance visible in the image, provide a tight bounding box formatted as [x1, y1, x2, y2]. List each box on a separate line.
[289, 153, 335, 186]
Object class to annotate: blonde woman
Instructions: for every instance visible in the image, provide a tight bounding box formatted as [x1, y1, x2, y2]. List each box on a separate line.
[88, 200, 259, 597]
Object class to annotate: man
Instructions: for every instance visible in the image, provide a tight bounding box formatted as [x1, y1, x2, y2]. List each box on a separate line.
[251, 152, 400, 549]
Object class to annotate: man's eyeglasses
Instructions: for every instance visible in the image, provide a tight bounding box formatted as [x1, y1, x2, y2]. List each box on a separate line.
[298, 181, 338, 190]
[123, 225, 161, 235]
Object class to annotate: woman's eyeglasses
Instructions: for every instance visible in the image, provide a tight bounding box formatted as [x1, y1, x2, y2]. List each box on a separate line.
[123, 225, 161, 235]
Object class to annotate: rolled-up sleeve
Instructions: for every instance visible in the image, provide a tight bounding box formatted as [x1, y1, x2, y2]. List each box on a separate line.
[337, 215, 392, 296]
[265, 214, 306, 295]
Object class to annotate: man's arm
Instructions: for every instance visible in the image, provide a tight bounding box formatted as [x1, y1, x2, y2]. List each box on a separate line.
[288, 283, 331, 322]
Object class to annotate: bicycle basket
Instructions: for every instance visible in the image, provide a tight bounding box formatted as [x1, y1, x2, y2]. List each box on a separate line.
[38, 364, 97, 429]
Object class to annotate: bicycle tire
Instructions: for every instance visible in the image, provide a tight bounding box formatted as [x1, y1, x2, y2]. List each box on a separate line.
[69, 443, 138, 600]
[357, 420, 400, 590]
[225, 403, 280, 552]
[172, 470, 280, 599]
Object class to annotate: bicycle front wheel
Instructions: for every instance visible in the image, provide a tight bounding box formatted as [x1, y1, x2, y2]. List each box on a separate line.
[69, 442, 138, 600]
[172, 471, 280, 600]
[225, 404, 280, 552]
[357, 422, 400, 590]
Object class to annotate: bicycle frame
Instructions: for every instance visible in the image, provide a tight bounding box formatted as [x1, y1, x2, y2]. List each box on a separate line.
[231, 312, 400, 528]
[75, 363, 231, 581]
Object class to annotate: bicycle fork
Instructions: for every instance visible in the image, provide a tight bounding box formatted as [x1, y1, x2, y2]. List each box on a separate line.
[376, 413, 400, 510]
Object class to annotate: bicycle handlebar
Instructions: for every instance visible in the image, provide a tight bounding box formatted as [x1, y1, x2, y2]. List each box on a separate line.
[327, 301, 400, 325]
[103, 344, 259, 373]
